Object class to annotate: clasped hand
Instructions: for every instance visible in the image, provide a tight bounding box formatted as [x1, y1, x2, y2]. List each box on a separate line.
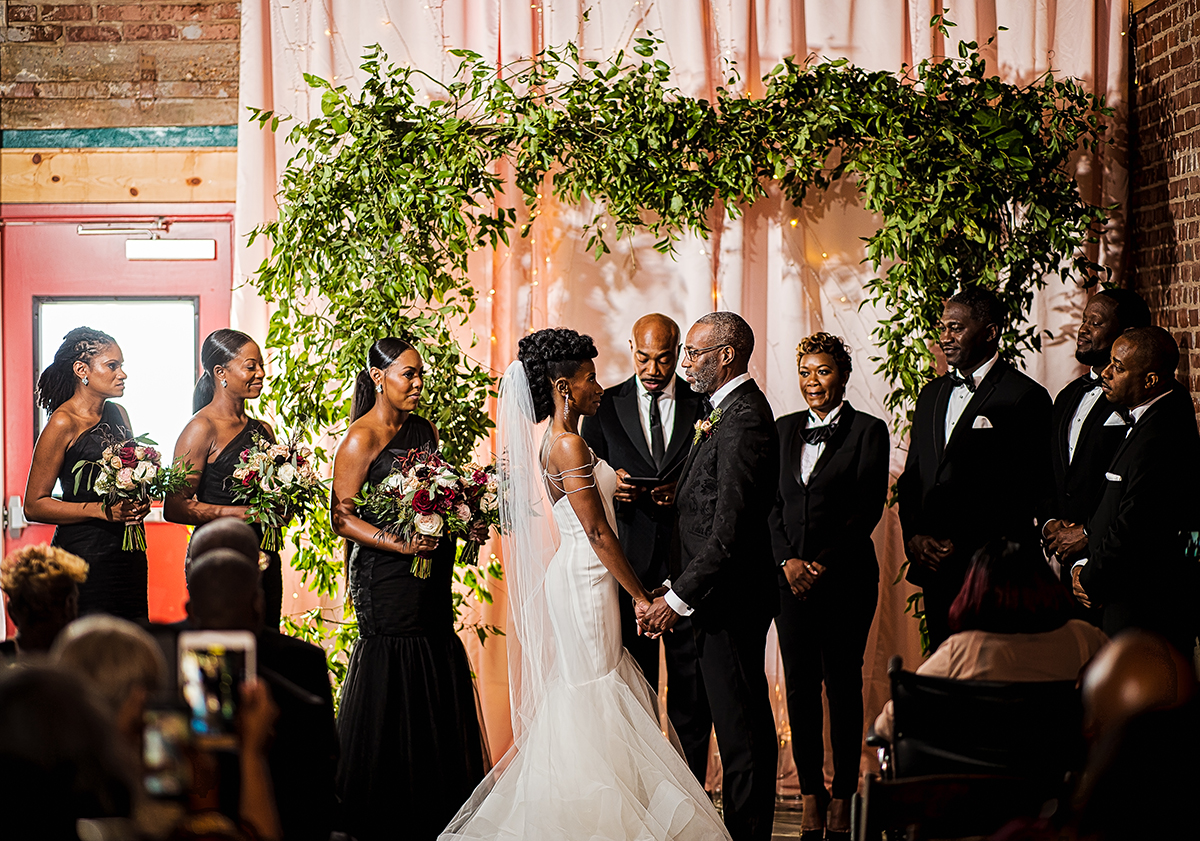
[1044, 519, 1088, 561]
[907, 535, 953, 571]
[782, 558, 826, 599]
[105, 498, 151, 523]
[635, 587, 679, 638]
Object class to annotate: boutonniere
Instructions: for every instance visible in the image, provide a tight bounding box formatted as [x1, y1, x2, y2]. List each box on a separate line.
[693, 408, 723, 444]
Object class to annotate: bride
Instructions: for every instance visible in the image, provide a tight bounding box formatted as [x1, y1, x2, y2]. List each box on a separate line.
[440, 328, 731, 840]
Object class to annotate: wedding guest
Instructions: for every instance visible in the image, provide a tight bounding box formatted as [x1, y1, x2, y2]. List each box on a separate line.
[24, 327, 150, 620]
[0, 544, 89, 657]
[1043, 289, 1151, 584]
[188, 549, 338, 841]
[579, 313, 712, 781]
[0, 666, 133, 841]
[52, 614, 165, 749]
[1073, 326, 1200, 655]
[769, 333, 889, 841]
[330, 337, 487, 841]
[165, 329, 283, 628]
[896, 287, 1052, 648]
[186, 516, 263, 578]
[873, 540, 1107, 741]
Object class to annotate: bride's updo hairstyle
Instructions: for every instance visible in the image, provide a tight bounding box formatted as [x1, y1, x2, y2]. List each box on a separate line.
[37, 327, 117, 413]
[351, 336, 415, 423]
[193, 329, 254, 413]
[517, 328, 598, 423]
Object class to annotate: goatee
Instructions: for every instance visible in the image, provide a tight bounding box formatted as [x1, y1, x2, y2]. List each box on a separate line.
[1076, 347, 1110, 368]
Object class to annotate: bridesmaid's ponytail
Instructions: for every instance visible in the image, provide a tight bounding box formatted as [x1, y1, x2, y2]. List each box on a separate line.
[193, 329, 254, 413]
[350, 370, 376, 424]
[37, 327, 117, 414]
[349, 336, 415, 422]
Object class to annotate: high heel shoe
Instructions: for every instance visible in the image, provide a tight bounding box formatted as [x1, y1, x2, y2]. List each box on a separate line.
[799, 788, 831, 840]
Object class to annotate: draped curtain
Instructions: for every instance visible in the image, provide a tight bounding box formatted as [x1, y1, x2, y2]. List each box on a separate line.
[237, 0, 1128, 791]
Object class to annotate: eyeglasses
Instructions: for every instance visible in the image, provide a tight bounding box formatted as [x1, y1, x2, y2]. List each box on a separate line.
[681, 343, 729, 361]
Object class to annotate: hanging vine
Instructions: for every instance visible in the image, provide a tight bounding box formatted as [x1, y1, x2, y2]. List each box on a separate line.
[249, 16, 1111, 675]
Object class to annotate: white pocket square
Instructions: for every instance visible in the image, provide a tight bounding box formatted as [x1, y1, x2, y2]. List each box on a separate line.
[1103, 412, 1127, 427]
[972, 416, 993, 429]
[1105, 472, 1123, 482]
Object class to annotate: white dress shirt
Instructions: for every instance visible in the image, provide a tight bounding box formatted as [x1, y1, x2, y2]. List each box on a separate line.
[1073, 389, 1171, 572]
[664, 373, 755, 618]
[635, 375, 677, 455]
[800, 403, 843, 484]
[945, 353, 999, 441]
[1068, 371, 1105, 465]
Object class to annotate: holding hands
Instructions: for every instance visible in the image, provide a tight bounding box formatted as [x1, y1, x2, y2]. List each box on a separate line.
[782, 558, 826, 599]
[907, 534, 953, 572]
[1044, 519, 1088, 562]
[635, 592, 680, 638]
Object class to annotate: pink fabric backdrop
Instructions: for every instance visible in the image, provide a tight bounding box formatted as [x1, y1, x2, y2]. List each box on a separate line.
[236, 0, 1128, 792]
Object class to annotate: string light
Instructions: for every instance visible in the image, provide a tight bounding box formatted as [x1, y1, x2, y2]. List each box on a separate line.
[789, 219, 798, 227]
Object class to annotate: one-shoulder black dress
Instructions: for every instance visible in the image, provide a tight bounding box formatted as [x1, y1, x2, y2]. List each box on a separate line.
[190, 418, 283, 628]
[336, 416, 487, 841]
[52, 401, 149, 621]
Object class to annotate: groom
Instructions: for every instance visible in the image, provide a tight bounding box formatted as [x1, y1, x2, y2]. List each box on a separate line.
[638, 311, 780, 841]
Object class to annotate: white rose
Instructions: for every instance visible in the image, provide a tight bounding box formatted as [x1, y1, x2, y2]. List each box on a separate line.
[134, 446, 146, 460]
[110, 457, 123, 470]
[277, 463, 297, 485]
[269, 443, 291, 460]
[116, 467, 136, 491]
[481, 492, 498, 513]
[385, 473, 404, 490]
[132, 462, 156, 482]
[486, 479, 498, 494]
[413, 513, 443, 537]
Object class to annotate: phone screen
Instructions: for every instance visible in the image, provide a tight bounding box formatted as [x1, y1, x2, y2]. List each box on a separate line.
[179, 641, 249, 749]
[143, 707, 190, 798]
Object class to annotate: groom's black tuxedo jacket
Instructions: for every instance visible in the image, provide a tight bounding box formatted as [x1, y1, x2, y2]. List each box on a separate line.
[897, 359, 1052, 586]
[1046, 372, 1128, 529]
[768, 403, 890, 576]
[674, 379, 780, 631]
[1081, 385, 1200, 645]
[580, 375, 706, 586]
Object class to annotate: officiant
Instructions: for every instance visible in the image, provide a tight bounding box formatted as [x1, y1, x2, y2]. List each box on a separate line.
[581, 313, 712, 781]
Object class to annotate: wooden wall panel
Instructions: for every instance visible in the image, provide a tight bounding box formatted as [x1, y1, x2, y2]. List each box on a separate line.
[0, 148, 236, 203]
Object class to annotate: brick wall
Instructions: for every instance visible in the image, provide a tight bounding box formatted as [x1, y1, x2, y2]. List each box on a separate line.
[1129, 0, 1200, 418]
[0, 1, 239, 128]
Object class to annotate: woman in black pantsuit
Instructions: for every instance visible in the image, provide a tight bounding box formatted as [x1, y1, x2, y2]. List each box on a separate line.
[768, 333, 889, 841]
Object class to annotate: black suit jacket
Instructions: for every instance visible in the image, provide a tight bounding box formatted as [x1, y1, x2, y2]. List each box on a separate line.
[1046, 373, 1128, 527]
[258, 631, 340, 841]
[768, 403, 890, 576]
[897, 359, 1052, 585]
[674, 379, 780, 631]
[1080, 386, 1200, 643]
[580, 375, 706, 586]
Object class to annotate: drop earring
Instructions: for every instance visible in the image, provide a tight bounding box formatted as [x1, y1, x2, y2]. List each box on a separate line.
[220, 379, 228, 388]
[81, 376, 89, 386]
[562, 391, 572, 423]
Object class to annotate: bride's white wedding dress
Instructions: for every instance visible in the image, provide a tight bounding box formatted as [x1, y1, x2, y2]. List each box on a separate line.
[439, 450, 732, 840]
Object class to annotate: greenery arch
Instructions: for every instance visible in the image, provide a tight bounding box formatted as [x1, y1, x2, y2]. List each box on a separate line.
[248, 17, 1111, 671]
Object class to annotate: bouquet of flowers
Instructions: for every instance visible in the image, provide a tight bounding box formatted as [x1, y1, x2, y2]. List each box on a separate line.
[228, 432, 325, 552]
[354, 450, 498, 578]
[455, 461, 500, 568]
[73, 434, 195, 551]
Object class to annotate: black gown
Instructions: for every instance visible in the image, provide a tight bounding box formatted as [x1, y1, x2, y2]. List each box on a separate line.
[52, 401, 148, 621]
[336, 416, 487, 841]
[191, 418, 283, 628]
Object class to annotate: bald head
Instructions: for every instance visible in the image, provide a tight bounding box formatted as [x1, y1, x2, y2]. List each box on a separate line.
[188, 517, 260, 567]
[630, 313, 681, 393]
[1121, 325, 1180, 381]
[186, 548, 264, 631]
[1082, 630, 1197, 742]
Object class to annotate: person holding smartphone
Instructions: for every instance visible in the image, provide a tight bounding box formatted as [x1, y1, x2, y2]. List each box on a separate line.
[579, 313, 712, 782]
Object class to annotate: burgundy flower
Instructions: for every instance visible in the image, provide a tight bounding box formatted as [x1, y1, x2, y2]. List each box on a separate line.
[118, 445, 138, 467]
[145, 447, 160, 462]
[412, 489, 436, 514]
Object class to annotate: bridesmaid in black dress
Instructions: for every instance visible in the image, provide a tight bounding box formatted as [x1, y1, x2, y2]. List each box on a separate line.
[331, 337, 487, 841]
[164, 329, 283, 628]
[24, 327, 151, 620]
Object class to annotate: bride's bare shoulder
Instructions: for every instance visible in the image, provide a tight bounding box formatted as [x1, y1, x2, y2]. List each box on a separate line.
[545, 431, 593, 473]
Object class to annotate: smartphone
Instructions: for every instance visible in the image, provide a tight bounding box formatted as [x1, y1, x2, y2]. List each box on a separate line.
[177, 630, 256, 750]
[142, 701, 191, 798]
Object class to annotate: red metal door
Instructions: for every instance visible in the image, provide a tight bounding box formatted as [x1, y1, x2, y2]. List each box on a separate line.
[2, 203, 235, 630]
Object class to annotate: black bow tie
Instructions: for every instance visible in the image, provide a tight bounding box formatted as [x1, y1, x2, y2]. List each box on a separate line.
[800, 422, 836, 445]
[948, 369, 976, 392]
[1116, 405, 1134, 425]
[1086, 377, 1104, 392]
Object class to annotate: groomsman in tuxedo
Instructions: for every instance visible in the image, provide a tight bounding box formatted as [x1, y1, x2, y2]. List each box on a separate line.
[638, 312, 780, 841]
[1074, 326, 1200, 655]
[897, 287, 1052, 649]
[579, 313, 712, 781]
[1043, 289, 1151, 584]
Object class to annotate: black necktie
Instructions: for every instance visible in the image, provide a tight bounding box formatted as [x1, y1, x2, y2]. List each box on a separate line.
[948, 369, 976, 392]
[800, 423, 836, 445]
[648, 392, 665, 468]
